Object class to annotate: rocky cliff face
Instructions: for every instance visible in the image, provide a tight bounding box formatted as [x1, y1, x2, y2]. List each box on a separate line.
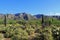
[14, 13, 35, 20]
[6, 14, 15, 20]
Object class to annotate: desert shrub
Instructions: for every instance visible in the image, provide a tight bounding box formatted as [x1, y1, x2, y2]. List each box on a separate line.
[17, 20, 26, 25]
[52, 27, 60, 40]
[4, 25, 28, 40]
[0, 33, 4, 40]
[0, 19, 4, 24]
[4, 26, 15, 38]
[11, 28, 28, 40]
[7, 20, 16, 24]
[51, 18, 60, 26]
[43, 30, 53, 40]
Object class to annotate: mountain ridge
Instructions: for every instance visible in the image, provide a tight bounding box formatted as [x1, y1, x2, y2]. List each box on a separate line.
[0, 13, 60, 20]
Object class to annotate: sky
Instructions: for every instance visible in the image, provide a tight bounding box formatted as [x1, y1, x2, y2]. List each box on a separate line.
[0, 0, 60, 15]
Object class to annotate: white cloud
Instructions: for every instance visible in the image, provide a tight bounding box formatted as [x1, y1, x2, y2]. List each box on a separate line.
[45, 12, 60, 16]
[54, 13, 60, 16]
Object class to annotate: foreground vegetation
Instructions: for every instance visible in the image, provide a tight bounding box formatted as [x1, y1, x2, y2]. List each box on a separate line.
[0, 17, 60, 40]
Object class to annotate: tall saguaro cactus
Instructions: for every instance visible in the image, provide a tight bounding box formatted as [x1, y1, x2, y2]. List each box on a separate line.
[41, 15, 44, 28]
[4, 15, 7, 26]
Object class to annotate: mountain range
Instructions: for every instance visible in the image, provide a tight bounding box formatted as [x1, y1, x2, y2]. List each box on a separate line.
[0, 12, 60, 20]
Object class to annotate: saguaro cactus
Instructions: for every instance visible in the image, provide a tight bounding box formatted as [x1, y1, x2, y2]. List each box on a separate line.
[41, 15, 45, 28]
[4, 15, 7, 26]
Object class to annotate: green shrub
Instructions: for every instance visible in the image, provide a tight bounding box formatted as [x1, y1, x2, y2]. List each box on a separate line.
[11, 28, 28, 40]
[0, 33, 4, 40]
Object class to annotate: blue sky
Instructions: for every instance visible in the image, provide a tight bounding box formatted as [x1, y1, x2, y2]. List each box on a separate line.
[0, 0, 60, 15]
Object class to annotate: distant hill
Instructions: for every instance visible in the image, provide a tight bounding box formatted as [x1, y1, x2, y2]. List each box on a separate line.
[34, 14, 43, 19]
